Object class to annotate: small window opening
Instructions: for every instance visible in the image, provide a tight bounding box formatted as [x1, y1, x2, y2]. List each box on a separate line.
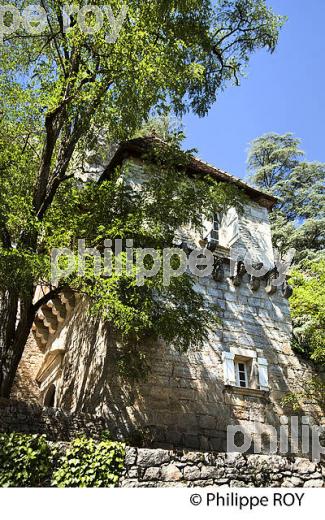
[44, 384, 56, 407]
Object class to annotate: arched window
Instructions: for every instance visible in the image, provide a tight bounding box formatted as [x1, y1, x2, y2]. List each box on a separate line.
[44, 384, 56, 407]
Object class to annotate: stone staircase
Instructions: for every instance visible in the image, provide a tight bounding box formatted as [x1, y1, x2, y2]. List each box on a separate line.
[32, 289, 76, 350]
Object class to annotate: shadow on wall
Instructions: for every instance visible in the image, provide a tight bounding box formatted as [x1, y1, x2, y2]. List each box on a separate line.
[56, 288, 323, 454]
[11, 335, 44, 404]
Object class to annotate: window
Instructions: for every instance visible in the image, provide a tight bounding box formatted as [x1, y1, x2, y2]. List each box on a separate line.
[205, 213, 220, 245]
[235, 361, 248, 388]
[222, 208, 239, 246]
[222, 350, 269, 392]
[210, 213, 219, 243]
[44, 384, 56, 407]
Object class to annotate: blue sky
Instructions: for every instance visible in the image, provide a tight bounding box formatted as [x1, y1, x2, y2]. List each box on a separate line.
[183, 0, 325, 181]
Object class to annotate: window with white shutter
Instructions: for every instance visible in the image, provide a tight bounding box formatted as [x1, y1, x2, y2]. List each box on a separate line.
[257, 357, 269, 391]
[221, 208, 239, 246]
[222, 351, 236, 386]
[223, 349, 269, 393]
[203, 213, 220, 245]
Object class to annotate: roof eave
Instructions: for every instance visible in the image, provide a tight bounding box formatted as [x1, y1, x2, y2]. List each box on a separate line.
[100, 137, 277, 210]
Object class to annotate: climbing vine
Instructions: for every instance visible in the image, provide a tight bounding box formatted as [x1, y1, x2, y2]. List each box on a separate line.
[0, 433, 53, 487]
[0, 433, 125, 487]
[52, 437, 125, 488]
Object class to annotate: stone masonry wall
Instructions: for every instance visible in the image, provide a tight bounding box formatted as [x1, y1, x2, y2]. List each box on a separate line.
[51, 266, 323, 453]
[11, 335, 43, 404]
[121, 447, 325, 488]
[0, 401, 324, 488]
[0, 398, 109, 441]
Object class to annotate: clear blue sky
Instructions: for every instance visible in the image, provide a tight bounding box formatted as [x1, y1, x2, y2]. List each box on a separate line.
[183, 0, 325, 180]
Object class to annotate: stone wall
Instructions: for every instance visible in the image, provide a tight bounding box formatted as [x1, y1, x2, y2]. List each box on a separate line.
[10, 162, 324, 452]
[1, 401, 323, 488]
[11, 335, 43, 403]
[0, 398, 109, 441]
[12, 269, 323, 453]
[121, 447, 325, 488]
[49, 268, 323, 453]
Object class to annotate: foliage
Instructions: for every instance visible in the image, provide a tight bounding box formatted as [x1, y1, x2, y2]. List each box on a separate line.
[289, 261, 325, 363]
[0, 433, 53, 487]
[0, 0, 285, 395]
[247, 132, 325, 242]
[133, 113, 185, 144]
[247, 132, 325, 364]
[43, 140, 245, 374]
[0, 433, 125, 488]
[281, 377, 325, 414]
[51, 437, 125, 488]
[247, 132, 325, 263]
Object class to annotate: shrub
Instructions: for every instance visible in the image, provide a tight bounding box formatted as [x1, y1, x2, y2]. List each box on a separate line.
[0, 433, 53, 487]
[51, 437, 125, 487]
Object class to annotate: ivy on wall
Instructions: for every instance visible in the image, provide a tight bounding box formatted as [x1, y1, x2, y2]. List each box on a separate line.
[0, 433, 53, 487]
[52, 437, 125, 487]
[0, 433, 125, 487]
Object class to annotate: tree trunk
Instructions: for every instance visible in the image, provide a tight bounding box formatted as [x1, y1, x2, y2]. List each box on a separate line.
[0, 289, 35, 398]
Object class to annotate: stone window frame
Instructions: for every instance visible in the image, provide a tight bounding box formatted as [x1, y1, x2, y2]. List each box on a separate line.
[36, 349, 65, 407]
[222, 348, 269, 392]
[43, 383, 56, 407]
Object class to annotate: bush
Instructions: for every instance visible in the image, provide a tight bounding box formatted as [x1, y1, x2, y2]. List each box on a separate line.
[0, 433, 125, 488]
[0, 433, 53, 487]
[51, 437, 125, 487]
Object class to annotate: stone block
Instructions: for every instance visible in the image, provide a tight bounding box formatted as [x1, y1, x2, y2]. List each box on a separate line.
[281, 477, 303, 487]
[127, 468, 139, 479]
[200, 466, 224, 479]
[137, 448, 170, 467]
[125, 447, 137, 466]
[199, 415, 216, 429]
[160, 464, 182, 482]
[143, 466, 161, 481]
[183, 465, 201, 480]
[293, 458, 317, 474]
[303, 479, 324, 487]
[181, 451, 205, 463]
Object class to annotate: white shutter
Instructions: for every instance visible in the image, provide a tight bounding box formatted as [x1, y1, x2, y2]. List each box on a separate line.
[257, 357, 269, 391]
[222, 352, 236, 386]
[202, 215, 213, 241]
[221, 208, 239, 246]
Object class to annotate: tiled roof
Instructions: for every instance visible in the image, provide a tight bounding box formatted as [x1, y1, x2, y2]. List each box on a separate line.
[100, 136, 277, 210]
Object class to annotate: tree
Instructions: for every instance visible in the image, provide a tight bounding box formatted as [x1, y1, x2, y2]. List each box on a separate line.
[247, 133, 325, 262]
[0, 0, 284, 396]
[247, 133, 325, 363]
[289, 261, 325, 364]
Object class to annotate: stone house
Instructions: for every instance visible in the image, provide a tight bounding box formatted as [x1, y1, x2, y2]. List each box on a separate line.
[11, 137, 324, 453]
